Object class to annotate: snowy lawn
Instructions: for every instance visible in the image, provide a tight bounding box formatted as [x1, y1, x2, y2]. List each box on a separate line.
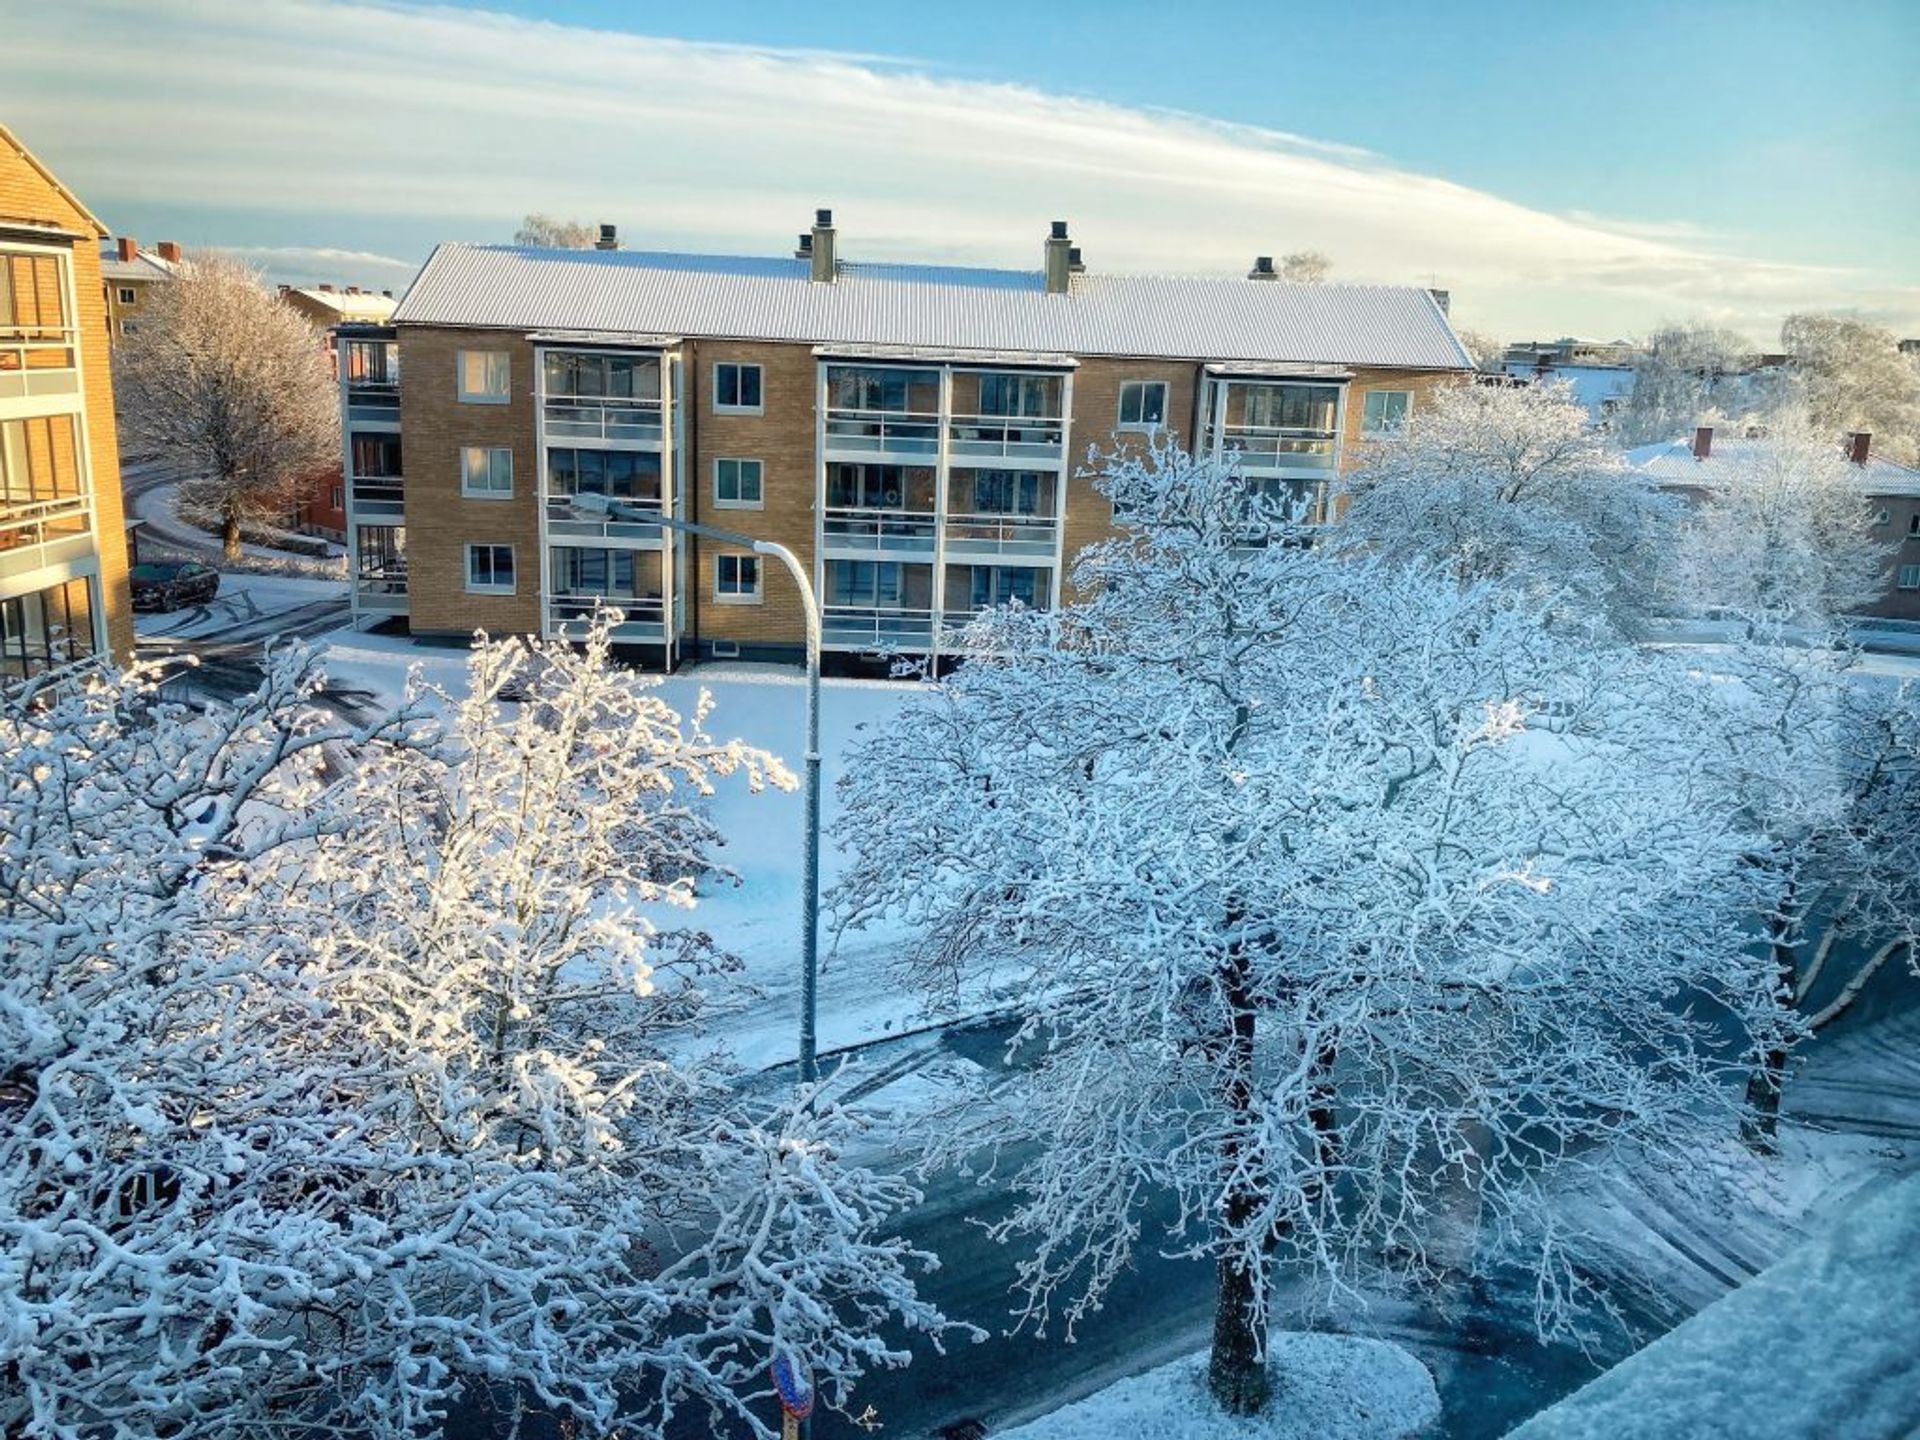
[136, 571, 345, 642]
[998, 1333, 1439, 1440]
[311, 631, 984, 1071]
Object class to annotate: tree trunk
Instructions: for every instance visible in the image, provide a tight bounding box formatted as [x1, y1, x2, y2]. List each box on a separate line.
[1205, 938, 1271, 1416]
[221, 505, 243, 565]
[1741, 880, 1798, 1156]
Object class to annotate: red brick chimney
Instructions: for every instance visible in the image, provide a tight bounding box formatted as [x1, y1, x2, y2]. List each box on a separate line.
[318, 283, 334, 293]
[116, 236, 138, 263]
[1692, 425, 1714, 461]
[156, 241, 181, 263]
[1846, 431, 1871, 465]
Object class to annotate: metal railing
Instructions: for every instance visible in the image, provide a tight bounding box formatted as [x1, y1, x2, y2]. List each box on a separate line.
[821, 603, 938, 650]
[0, 332, 80, 400]
[1205, 424, 1339, 472]
[344, 380, 400, 420]
[824, 408, 941, 456]
[948, 411, 1066, 461]
[820, 506, 938, 552]
[546, 495, 666, 542]
[348, 475, 404, 518]
[542, 395, 664, 444]
[942, 511, 1059, 556]
[548, 595, 667, 638]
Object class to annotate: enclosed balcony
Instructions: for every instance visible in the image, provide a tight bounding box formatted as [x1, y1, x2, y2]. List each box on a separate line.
[0, 414, 92, 581]
[941, 562, 1051, 634]
[948, 370, 1066, 464]
[0, 251, 80, 403]
[542, 351, 663, 444]
[548, 545, 666, 641]
[821, 463, 937, 556]
[346, 431, 404, 520]
[340, 335, 400, 422]
[545, 448, 665, 542]
[824, 364, 940, 458]
[821, 559, 935, 651]
[943, 469, 1059, 560]
[1203, 379, 1343, 477]
[351, 525, 407, 616]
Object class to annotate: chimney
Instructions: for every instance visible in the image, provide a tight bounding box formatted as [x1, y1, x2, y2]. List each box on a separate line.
[1248, 255, 1277, 280]
[1067, 246, 1085, 274]
[595, 223, 619, 251]
[318, 283, 334, 293]
[1044, 220, 1072, 295]
[381, 289, 393, 299]
[156, 241, 181, 263]
[1847, 431, 1872, 465]
[1692, 425, 1714, 461]
[809, 208, 835, 283]
[794, 232, 813, 260]
[116, 236, 138, 263]
[1428, 287, 1451, 315]
[345, 285, 359, 295]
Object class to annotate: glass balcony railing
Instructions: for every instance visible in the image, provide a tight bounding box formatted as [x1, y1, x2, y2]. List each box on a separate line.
[542, 395, 664, 444]
[821, 506, 938, 553]
[821, 604, 937, 650]
[824, 408, 941, 456]
[947, 412, 1066, 462]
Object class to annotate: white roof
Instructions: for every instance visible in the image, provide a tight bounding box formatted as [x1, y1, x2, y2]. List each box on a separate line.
[1627, 436, 1920, 497]
[98, 246, 176, 284]
[393, 244, 1473, 371]
[289, 288, 397, 322]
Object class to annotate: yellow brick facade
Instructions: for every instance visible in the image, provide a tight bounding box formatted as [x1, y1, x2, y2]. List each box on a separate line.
[2, 125, 134, 672]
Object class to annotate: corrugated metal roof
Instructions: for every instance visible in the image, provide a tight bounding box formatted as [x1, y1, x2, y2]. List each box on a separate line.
[393, 244, 1474, 371]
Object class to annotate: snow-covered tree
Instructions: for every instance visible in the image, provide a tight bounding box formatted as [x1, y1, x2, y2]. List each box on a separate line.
[1451, 328, 1505, 372]
[1, 621, 951, 1440]
[1340, 379, 1676, 633]
[113, 255, 340, 562]
[1666, 412, 1891, 635]
[514, 213, 599, 248]
[1278, 250, 1331, 284]
[1615, 321, 1777, 445]
[830, 443, 1774, 1416]
[1780, 311, 1920, 465]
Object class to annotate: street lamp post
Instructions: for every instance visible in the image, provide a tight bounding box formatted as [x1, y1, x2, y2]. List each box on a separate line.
[569, 495, 823, 1087]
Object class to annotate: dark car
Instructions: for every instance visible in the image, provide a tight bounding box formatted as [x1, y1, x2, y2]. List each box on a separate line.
[130, 561, 221, 613]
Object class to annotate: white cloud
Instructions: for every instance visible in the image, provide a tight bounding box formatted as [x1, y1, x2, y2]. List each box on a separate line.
[8, 0, 1916, 338]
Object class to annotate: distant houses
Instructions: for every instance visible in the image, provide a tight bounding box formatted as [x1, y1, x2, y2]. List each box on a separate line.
[98, 235, 181, 345]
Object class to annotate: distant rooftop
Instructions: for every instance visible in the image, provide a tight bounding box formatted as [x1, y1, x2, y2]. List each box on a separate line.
[1627, 434, 1920, 497]
[284, 286, 397, 323]
[392, 243, 1473, 371]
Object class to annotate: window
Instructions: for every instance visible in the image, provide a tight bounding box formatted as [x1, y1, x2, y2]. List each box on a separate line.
[1118, 380, 1168, 430]
[116, 287, 137, 305]
[828, 561, 907, 607]
[829, 366, 935, 414]
[465, 544, 515, 594]
[552, 546, 639, 597]
[0, 577, 96, 686]
[350, 433, 402, 478]
[119, 320, 140, 335]
[1244, 384, 1337, 431]
[329, 481, 343, 510]
[713, 362, 763, 413]
[978, 373, 1060, 418]
[970, 470, 1046, 515]
[968, 566, 1038, 609]
[543, 351, 660, 402]
[460, 446, 513, 498]
[715, 554, 762, 602]
[548, 447, 661, 503]
[1909, 514, 1920, 538]
[714, 457, 764, 508]
[1361, 390, 1412, 435]
[1900, 564, 1920, 591]
[1873, 509, 1891, 526]
[456, 350, 510, 404]
[345, 339, 399, 385]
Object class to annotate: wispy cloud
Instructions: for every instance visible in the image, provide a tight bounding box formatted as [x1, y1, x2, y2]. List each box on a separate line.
[9, 0, 1916, 337]
[219, 245, 418, 272]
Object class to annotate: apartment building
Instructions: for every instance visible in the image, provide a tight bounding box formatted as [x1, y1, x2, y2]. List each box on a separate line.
[99, 235, 181, 343]
[1, 124, 133, 687]
[341, 213, 1472, 664]
[1630, 426, 1920, 623]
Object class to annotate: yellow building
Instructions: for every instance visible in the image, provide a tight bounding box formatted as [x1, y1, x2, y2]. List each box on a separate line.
[1, 124, 134, 683]
[99, 235, 180, 344]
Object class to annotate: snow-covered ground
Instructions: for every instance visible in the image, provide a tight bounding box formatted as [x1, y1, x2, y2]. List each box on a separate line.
[996, 1333, 1439, 1440]
[135, 571, 346, 643]
[312, 628, 971, 1072]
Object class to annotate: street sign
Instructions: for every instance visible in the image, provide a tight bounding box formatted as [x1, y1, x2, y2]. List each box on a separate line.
[771, 1352, 815, 1420]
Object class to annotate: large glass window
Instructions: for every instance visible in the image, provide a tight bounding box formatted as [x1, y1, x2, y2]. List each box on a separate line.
[0, 251, 69, 338]
[545, 351, 660, 402]
[344, 339, 398, 385]
[1243, 384, 1337, 431]
[967, 470, 1047, 516]
[826, 464, 918, 509]
[827, 561, 908, 607]
[1, 415, 86, 516]
[0, 577, 96, 684]
[977, 373, 1061, 418]
[547, 448, 662, 502]
[349, 433, 402, 477]
[552, 546, 637, 596]
[829, 366, 935, 413]
[969, 566, 1038, 609]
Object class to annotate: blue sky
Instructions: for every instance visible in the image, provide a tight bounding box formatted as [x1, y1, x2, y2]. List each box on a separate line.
[8, 0, 1917, 339]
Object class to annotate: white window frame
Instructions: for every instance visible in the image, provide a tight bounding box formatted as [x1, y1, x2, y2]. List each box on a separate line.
[460, 445, 514, 499]
[714, 553, 763, 604]
[1899, 563, 1920, 591]
[1117, 380, 1169, 432]
[1908, 513, 1920, 537]
[712, 362, 764, 415]
[116, 286, 136, 305]
[713, 456, 764, 510]
[456, 350, 511, 405]
[1361, 389, 1414, 436]
[464, 543, 516, 594]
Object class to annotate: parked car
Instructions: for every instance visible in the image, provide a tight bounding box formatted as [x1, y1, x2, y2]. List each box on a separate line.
[129, 561, 221, 612]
